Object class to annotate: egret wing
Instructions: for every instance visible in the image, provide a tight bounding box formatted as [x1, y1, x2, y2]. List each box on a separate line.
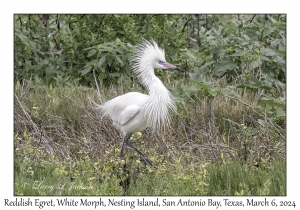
[101, 92, 148, 122]
[119, 105, 141, 125]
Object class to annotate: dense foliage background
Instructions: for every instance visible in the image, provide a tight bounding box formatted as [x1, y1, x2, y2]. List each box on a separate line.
[14, 14, 286, 196]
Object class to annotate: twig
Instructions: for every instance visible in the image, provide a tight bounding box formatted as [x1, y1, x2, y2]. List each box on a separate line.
[93, 69, 104, 104]
[223, 118, 241, 127]
[15, 94, 40, 134]
[250, 14, 256, 23]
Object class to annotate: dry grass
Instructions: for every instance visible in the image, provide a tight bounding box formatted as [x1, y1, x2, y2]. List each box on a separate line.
[14, 79, 285, 168]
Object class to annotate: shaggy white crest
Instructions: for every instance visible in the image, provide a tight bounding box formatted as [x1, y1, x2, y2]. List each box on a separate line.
[131, 39, 165, 85]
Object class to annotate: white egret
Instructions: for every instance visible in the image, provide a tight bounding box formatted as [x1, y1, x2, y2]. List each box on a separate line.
[101, 39, 184, 166]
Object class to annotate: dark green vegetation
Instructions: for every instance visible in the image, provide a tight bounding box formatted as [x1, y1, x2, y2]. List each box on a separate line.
[14, 14, 286, 195]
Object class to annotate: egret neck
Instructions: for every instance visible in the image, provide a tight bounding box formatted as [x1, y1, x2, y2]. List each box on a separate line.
[141, 70, 176, 131]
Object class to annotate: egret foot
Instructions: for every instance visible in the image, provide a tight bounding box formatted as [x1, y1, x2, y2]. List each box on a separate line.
[119, 133, 152, 166]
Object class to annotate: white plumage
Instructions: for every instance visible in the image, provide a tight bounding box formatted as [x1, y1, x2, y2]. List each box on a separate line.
[101, 39, 184, 166]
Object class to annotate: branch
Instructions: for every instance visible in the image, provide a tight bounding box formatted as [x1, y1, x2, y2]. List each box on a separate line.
[181, 16, 192, 33]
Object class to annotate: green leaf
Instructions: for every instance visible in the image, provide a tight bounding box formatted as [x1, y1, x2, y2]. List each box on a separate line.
[186, 50, 198, 61]
[227, 22, 238, 32]
[249, 59, 260, 71]
[81, 66, 92, 76]
[97, 56, 106, 68]
[209, 89, 221, 97]
[261, 56, 271, 62]
[182, 84, 201, 95]
[276, 51, 286, 58]
[87, 49, 97, 57]
[262, 27, 274, 38]
[212, 56, 237, 76]
[34, 74, 41, 84]
[189, 72, 202, 82]
[260, 82, 273, 91]
[45, 66, 54, 85]
[114, 55, 124, 65]
[212, 46, 226, 60]
[236, 82, 260, 90]
[170, 87, 184, 101]
[83, 46, 94, 51]
[222, 87, 241, 98]
[190, 79, 220, 97]
[125, 65, 131, 75]
[230, 49, 244, 56]
[243, 34, 251, 41]
[273, 54, 285, 67]
[275, 106, 285, 118]
[106, 55, 113, 67]
[109, 73, 121, 77]
[236, 78, 273, 90]
[261, 48, 276, 56]
[15, 33, 29, 45]
[190, 79, 210, 91]
[260, 96, 275, 103]
[245, 30, 258, 40]
[198, 61, 215, 74]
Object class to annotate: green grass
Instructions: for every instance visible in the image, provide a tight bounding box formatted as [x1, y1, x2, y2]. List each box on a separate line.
[205, 160, 286, 196]
[14, 141, 285, 196]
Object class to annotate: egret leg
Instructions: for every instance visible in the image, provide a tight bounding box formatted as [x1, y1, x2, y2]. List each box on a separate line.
[120, 134, 132, 160]
[125, 138, 153, 167]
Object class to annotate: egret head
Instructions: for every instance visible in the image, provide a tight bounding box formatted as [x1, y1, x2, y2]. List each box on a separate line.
[131, 39, 185, 76]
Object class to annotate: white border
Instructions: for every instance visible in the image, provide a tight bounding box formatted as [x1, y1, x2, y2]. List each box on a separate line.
[1, 0, 299, 209]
